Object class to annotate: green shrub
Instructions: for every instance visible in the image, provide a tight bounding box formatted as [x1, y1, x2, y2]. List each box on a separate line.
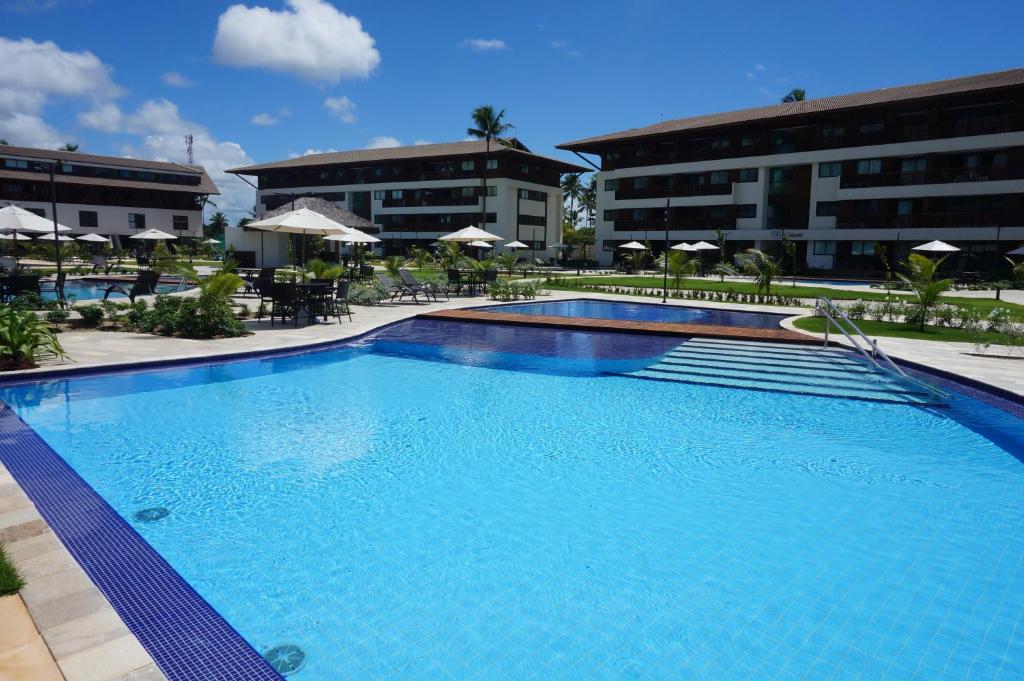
[77, 304, 104, 327]
[9, 292, 44, 311]
[0, 543, 24, 595]
[44, 307, 70, 326]
[131, 294, 246, 339]
[0, 306, 66, 370]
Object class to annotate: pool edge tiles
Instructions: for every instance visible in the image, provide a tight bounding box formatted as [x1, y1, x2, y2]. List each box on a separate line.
[0, 404, 283, 681]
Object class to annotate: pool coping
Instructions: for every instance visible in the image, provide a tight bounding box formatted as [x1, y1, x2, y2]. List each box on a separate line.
[1, 296, 1023, 681]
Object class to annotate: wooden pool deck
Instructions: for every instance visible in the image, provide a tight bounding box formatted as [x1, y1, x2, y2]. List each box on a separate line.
[419, 309, 816, 344]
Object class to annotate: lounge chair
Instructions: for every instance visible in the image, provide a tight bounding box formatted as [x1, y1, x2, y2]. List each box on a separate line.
[39, 272, 66, 304]
[399, 269, 440, 301]
[90, 254, 109, 274]
[102, 269, 160, 303]
[376, 273, 418, 303]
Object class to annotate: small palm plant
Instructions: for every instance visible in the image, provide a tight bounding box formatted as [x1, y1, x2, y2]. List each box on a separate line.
[496, 252, 518, 277]
[711, 261, 737, 283]
[305, 258, 343, 281]
[0, 307, 66, 370]
[410, 246, 433, 271]
[385, 256, 405, 278]
[742, 249, 781, 295]
[666, 251, 697, 291]
[897, 253, 954, 330]
[438, 241, 464, 270]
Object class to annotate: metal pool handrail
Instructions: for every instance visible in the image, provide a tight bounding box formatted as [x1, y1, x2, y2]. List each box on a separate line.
[815, 297, 948, 401]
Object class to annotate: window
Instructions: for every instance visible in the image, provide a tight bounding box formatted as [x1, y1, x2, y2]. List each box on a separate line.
[172, 215, 189, 231]
[486, 159, 497, 170]
[771, 129, 796, 153]
[813, 240, 837, 256]
[897, 199, 914, 215]
[518, 189, 529, 199]
[822, 123, 845, 138]
[741, 133, 755, 147]
[604, 179, 618, 191]
[710, 136, 730, 150]
[992, 152, 1008, 166]
[709, 170, 729, 185]
[736, 204, 757, 219]
[26, 208, 45, 218]
[631, 208, 645, 221]
[3, 159, 28, 169]
[858, 121, 884, 134]
[389, 190, 403, 200]
[816, 201, 838, 217]
[461, 187, 476, 198]
[460, 160, 475, 171]
[128, 213, 145, 230]
[603, 210, 614, 221]
[486, 185, 496, 197]
[737, 168, 758, 183]
[78, 210, 97, 228]
[372, 190, 384, 200]
[850, 241, 875, 256]
[900, 158, 926, 174]
[818, 162, 841, 178]
[633, 176, 650, 189]
[856, 159, 882, 175]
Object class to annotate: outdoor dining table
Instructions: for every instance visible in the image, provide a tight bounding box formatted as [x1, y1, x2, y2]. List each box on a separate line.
[237, 267, 262, 282]
[295, 282, 333, 323]
[456, 269, 486, 295]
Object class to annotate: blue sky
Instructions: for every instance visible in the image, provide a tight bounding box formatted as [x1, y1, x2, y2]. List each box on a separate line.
[2, 0, 1022, 219]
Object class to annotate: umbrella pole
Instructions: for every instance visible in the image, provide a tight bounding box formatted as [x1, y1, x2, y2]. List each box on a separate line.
[49, 164, 62, 279]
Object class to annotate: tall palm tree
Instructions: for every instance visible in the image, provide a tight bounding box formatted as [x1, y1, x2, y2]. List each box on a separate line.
[206, 211, 229, 238]
[59, 143, 79, 151]
[0, 139, 9, 145]
[742, 248, 781, 295]
[781, 88, 806, 103]
[561, 173, 584, 224]
[467, 105, 513, 229]
[581, 175, 597, 226]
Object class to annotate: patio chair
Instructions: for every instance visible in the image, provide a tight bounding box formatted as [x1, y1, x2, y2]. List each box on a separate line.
[90, 254, 109, 274]
[377, 273, 417, 303]
[9, 274, 41, 298]
[359, 264, 375, 281]
[399, 269, 438, 301]
[39, 272, 66, 304]
[102, 269, 160, 303]
[326, 279, 352, 322]
[0, 256, 15, 274]
[244, 267, 276, 296]
[482, 269, 498, 293]
[268, 282, 302, 327]
[446, 269, 463, 295]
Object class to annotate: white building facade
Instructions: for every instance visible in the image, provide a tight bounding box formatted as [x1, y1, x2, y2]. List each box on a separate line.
[227, 140, 585, 266]
[0, 145, 216, 243]
[559, 68, 1024, 273]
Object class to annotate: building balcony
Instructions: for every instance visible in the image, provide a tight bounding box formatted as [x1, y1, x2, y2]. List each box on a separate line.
[837, 211, 1010, 229]
[381, 196, 480, 208]
[840, 164, 1024, 189]
[614, 183, 732, 201]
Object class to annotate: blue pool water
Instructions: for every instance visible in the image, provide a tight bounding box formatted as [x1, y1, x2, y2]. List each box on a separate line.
[2, 319, 1024, 680]
[482, 298, 789, 329]
[41, 278, 184, 301]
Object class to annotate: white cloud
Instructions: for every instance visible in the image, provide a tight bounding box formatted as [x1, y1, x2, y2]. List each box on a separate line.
[0, 37, 122, 116]
[303, 148, 337, 156]
[2, 0, 59, 13]
[461, 38, 506, 51]
[0, 113, 62, 148]
[323, 95, 356, 123]
[745, 71, 755, 80]
[251, 112, 279, 126]
[213, 0, 380, 83]
[161, 71, 194, 88]
[77, 102, 122, 133]
[413, 139, 432, 146]
[365, 136, 400, 149]
[755, 63, 767, 72]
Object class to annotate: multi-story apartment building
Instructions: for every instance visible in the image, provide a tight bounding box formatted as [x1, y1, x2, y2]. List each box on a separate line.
[558, 68, 1024, 272]
[226, 140, 585, 263]
[0, 145, 217, 244]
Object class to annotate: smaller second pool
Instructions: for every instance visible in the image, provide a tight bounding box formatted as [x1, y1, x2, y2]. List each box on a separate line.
[482, 298, 790, 329]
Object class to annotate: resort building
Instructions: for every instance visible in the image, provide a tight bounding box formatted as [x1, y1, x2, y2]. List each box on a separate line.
[226, 140, 586, 264]
[558, 68, 1024, 272]
[0, 144, 217, 243]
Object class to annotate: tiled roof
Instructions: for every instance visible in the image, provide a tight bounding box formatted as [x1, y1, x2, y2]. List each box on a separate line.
[0, 167, 219, 194]
[254, 196, 377, 232]
[558, 68, 1024, 150]
[226, 140, 588, 174]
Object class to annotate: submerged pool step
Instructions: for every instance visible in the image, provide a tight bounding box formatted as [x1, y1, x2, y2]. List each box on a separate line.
[619, 338, 941, 405]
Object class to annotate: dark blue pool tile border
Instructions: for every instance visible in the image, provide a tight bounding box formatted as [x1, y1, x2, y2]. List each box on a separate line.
[0, 406, 283, 681]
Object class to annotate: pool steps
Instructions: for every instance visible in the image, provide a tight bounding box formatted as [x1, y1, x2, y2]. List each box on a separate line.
[616, 338, 943, 406]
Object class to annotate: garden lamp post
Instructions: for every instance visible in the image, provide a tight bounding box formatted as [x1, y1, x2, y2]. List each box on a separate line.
[662, 197, 669, 303]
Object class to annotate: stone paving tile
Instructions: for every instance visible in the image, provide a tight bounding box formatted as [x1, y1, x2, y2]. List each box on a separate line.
[56, 634, 152, 681]
[112, 665, 167, 681]
[0, 637, 65, 681]
[42, 608, 135, 661]
[30, 585, 110, 632]
[0, 595, 39, 649]
[0, 519, 48, 544]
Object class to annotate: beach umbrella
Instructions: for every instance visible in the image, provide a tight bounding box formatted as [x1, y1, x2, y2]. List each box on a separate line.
[618, 241, 646, 250]
[324, 227, 380, 244]
[131, 228, 179, 241]
[35, 233, 75, 242]
[691, 241, 720, 251]
[77, 233, 111, 243]
[438, 225, 503, 242]
[0, 204, 72, 233]
[911, 240, 960, 253]
[1004, 245, 1024, 256]
[670, 242, 698, 251]
[504, 240, 529, 249]
[202, 238, 220, 244]
[0, 233, 33, 241]
[468, 240, 494, 249]
[246, 208, 347, 235]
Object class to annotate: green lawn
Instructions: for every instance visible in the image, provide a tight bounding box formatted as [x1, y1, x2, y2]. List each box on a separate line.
[0, 543, 24, 596]
[554, 276, 1024, 315]
[792, 316, 1012, 344]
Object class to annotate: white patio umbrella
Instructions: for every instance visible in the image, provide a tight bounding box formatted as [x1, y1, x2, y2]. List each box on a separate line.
[0, 204, 72, 233]
[1006, 245, 1024, 256]
[618, 241, 647, 250]
[324, 228, 381, 244]
[35, 233, 75, 242]
[246, 208, 347, 235]
[0, 232, 33, 241]
[468, 240, 494, 249]
[911, 240, 960, 253]
[76, 233, 111, 243]
[131, 228, 179, 241]
[691, 241, 720, 251]
[670, 242, 698, 251]
[438, 226, 503, 242]
[202, 238, 221, 245]
[504, 240, 529, 249]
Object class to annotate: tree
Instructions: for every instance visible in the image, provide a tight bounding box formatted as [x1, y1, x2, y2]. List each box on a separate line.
[581, 175, 597, 226]
[409, 246, 433, 270]
[780, 229, 798, 286]
[59, 143, 79, 152]
[781, 88, 806, 103]
[563, 225, 595, 262]
[897, 253, 954, 330]
[0, 139, 10, 145]
[561, 173, 584, 224]
[206, 211, 229, 238]
[496, 252, 518, 277]
[666, 251, 697, 291]
[742, 248, 781, 295]
[466, 105, 513, 230]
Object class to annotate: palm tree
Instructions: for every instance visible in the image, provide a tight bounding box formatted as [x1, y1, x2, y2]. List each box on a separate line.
[59, 143, 79, 152]
[742, 248, 781, 295]
[666, 251, 697, 291]
[496, 252, 518, 277]
[467, 105, 513, 229]
[581, 175, 597, 226]
[0, 139, 9, 145]
[410, 246, 433, 270]
[781, 88, 806, 103]
[897, 253, 954, 330]
[561, 173, 584, 224]
[206, 211, 229, 238]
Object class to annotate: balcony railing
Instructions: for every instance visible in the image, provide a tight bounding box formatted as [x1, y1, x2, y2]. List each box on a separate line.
[614, 182, 731, 200]
[840, 164, 1024, 189]
[838, 211, 1009, 229]
[381, 195, 480, 208]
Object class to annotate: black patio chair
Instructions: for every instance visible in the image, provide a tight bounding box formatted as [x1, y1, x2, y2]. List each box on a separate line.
[359, 264, 375, 281]
[325, 279, 352, 322]
[399, 269, 437, 301]
[446, 269, 463, 295]
[9, 274, 41, 298]
[482, 269, 498, 293]
[39, 272, 66, 304]
[268, 282, 302, 327]
[377, 273, 417, 303]
[102, 269, 160, 303]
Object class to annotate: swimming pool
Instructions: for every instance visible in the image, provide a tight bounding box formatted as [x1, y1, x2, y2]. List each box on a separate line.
[1, 319, 1023, 680]
[482, 298, 789, 329]
[41, 278, 185, 301]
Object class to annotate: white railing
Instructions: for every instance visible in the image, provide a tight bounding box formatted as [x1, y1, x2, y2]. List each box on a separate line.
[815, 297, 947, 401]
